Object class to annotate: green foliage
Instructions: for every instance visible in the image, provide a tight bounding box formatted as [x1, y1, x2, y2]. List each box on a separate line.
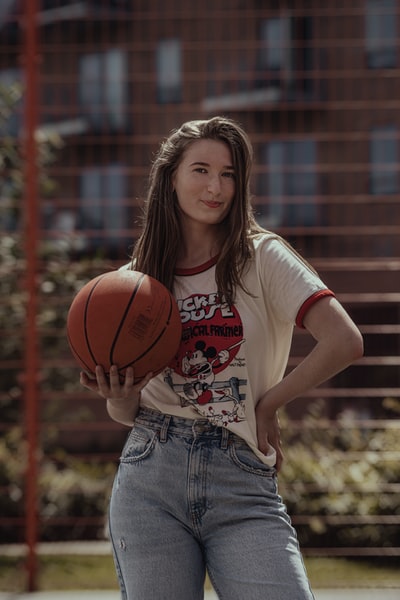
[0, 427, 26, 542]
[0, 81, 65, 416]
[0, 82, 63, 231]
[39, 455, 116, 541]
[0, 233, 115, 542]
[1, 82, 117, 544]
[0, 424, 116, 543]
[279, 401, 400, 548]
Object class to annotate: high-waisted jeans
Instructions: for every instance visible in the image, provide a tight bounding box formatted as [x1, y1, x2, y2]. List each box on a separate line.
[109, 407, 315, 600]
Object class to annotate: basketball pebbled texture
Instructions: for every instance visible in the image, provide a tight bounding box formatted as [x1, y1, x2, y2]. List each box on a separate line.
[67, 270, 182, 382]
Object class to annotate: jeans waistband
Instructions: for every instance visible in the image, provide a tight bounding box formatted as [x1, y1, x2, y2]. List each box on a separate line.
[135, 407, 231, 448]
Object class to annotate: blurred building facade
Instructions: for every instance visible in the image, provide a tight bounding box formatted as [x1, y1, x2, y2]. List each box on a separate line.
[3, 0, 397, 414]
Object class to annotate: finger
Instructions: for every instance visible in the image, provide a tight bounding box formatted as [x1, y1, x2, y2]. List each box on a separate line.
[266, 429, 283, 470]
[80, 371, 98, 391]
[108, 364, 123, 394]
[123, 366, 134, 387]
[136, 371, 153, 392]
[268, 430, 281, 454]
[256, 425, 270, 456]
[275, 446, 284, 472]
[95, 365, 112, 396]
[81, 369, 96, 382]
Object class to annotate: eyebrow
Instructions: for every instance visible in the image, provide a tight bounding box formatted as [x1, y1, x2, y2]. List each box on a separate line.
[189, 161, 235, 170]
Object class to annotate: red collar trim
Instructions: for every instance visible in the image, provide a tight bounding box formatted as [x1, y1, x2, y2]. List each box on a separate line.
[175, 255, 219, 276]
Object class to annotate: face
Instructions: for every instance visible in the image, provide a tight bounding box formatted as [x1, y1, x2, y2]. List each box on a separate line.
[172, 139, 235, 229]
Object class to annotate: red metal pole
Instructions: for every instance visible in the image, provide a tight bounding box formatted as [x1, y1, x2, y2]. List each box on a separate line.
[23, 0, 40, 592]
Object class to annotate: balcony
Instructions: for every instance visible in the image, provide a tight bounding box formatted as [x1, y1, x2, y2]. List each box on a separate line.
[202, 60, 325, 113]
[0, 1, 132, 38]
[202, 87, 282, 113]
[38, 1, 133, 26]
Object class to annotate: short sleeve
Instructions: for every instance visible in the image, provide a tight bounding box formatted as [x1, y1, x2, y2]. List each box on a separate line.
[257, 237, 333, 325]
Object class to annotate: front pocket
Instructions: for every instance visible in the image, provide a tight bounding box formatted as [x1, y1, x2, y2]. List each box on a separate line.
[228, 439, 277, 477]
[120, 424, 157, 463]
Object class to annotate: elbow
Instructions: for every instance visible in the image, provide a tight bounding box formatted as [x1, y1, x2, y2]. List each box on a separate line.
[347, 326, 364, 363]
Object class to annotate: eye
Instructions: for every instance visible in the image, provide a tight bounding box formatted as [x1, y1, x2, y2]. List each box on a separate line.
[194, 167, 207, 174]
[222, 171, 236, 180]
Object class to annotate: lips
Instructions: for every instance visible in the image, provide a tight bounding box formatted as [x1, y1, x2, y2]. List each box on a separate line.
[202, 199, 223, 208]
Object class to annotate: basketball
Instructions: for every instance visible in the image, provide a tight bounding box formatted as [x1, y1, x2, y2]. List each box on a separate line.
[67, 269, 182, 382]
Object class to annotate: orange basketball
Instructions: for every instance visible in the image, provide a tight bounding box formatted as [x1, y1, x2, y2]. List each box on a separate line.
[67, 270, 182, 382]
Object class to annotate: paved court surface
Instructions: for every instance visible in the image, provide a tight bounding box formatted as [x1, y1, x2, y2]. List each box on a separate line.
[2, 544, 398, 598]
[0, 590, 399, 599]
[1, 546, 399, 599]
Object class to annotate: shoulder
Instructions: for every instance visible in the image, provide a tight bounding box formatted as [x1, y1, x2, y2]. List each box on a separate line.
[250, 232, 312, 271]
[248, 232, 327, 302]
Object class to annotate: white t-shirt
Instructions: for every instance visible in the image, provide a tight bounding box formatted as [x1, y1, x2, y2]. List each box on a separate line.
[139, 233, 333, 466]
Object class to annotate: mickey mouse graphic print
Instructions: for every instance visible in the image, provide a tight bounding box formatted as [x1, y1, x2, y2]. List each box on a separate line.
[167, 286, 246, 426]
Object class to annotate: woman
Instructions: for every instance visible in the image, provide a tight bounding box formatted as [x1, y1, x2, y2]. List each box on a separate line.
[81, 116, 363, 600]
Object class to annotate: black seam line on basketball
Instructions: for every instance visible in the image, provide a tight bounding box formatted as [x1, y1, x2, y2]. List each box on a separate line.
[109, 272, 146, 368]
[85, 274, 109, 370]
[120, 294, 175, 371]
[67, 330, 93, 374]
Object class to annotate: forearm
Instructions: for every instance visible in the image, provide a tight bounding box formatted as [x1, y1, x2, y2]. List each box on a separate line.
[259, 297, 363, 416]
[261, 335, 359, 416]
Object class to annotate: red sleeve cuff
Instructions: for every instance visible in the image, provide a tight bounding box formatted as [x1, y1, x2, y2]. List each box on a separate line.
[296, 289, 335, 329]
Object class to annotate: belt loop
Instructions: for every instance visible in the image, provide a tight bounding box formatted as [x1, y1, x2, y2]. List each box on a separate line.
[221, 427, 229, 450]
[159, 415, 171, 443]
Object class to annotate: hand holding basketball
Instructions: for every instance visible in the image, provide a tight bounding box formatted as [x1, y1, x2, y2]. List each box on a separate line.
[80, 364, 153, 424]
[80, 365, 149, 399]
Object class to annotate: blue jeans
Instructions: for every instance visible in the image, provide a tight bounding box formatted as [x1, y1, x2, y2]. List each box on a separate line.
[109, 408, 315, 600]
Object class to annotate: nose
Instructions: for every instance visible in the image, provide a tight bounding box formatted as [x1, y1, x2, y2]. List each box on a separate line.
[207, 175, 221, 196]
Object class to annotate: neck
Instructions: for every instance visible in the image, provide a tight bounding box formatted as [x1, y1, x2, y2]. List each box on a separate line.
[177, 226, 222, 269]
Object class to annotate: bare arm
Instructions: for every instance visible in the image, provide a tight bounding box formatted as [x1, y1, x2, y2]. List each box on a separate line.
[256, 296, 364, 469]
[80, 365, 153, 426]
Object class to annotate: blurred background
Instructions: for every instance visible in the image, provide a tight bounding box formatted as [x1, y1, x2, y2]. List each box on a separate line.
[0, 0, 399, 593]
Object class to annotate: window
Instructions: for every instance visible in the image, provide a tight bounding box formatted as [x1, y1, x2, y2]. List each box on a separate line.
[0, 0, 15, 24]
[256, 16, 313, 99]
[259, 18, 291, 72]
[41, 0, 133, 9]
[258, 140, 318, 227]
[156, 38, 182, 103]
[0, 68, 23, 232]
[365, 0, 397, 68]
[0, 68, 23, 136]
[369, 125, 399, 194]
[79, 48, 128, 130]
[0, 0, 19, 40]
[79, 164, 127, 254]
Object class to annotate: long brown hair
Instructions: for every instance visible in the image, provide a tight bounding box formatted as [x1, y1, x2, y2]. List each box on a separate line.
[131, 116, 268, 305]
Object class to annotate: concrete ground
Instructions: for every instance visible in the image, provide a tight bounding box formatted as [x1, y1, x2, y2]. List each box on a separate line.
[0, 589, 399, 599]
[1, 544, 398, 599]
